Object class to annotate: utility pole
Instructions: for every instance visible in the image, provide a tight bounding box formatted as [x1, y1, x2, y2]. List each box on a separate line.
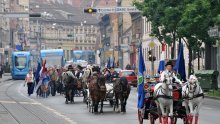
[116, 0, 122, 68]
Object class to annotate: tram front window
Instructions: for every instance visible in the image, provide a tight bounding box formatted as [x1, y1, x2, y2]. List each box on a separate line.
[73, 52, 82, 61]
[15, 56, 27, 70]
[43, 56, 62, 67]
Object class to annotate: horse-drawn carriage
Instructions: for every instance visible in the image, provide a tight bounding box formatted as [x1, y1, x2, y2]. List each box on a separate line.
[138, 74, 203, 124]
[138, 82, 187, 124]
[86, 80, 115, 113]
[87, 76, 130, 114]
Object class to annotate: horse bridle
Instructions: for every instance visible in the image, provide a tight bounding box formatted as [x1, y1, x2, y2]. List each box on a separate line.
[188, 82, 197, 93]
[156, 73, 174, 97]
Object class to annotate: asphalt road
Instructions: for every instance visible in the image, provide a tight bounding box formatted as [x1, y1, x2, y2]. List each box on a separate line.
[1, 79, 220, 124]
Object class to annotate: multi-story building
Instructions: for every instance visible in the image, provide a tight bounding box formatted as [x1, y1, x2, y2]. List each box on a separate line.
[29, 1, 100, 61]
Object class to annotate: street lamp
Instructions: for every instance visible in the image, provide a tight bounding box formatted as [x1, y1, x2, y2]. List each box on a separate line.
[116, 0, 123, 68]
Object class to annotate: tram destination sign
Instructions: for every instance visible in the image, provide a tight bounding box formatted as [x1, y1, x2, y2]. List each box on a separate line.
[96, 6, 140, 14]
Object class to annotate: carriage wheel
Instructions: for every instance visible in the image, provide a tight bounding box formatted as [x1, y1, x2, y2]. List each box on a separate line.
[138, 109, 143, 124]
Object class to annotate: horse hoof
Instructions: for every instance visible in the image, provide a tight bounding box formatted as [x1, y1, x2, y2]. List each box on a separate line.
[65, 101, 68, 104]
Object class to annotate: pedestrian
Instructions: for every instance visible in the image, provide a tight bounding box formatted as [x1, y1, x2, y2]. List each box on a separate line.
[24, 69, 35, 96]
[110, 67, 119, 82]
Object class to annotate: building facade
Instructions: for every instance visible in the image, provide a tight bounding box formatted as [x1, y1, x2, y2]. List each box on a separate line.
[29, 1, 100, 61]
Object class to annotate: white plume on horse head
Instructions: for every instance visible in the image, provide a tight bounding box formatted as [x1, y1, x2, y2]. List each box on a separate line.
[189, 75, 198, 84]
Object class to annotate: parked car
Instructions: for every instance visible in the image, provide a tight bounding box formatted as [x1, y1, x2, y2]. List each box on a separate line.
[119, 70, 137, 87]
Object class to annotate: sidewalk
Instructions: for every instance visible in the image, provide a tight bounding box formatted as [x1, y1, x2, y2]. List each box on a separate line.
[0, 73, 12, 83]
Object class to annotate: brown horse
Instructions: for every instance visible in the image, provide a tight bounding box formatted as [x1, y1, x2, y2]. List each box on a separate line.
[62, 71, 77, 104]
[113, 77, 131, 113]
[88, 74, 106, 113]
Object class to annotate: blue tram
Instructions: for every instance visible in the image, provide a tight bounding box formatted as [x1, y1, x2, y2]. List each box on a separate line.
[72, 50, 95, 65]
[11, 51, 31, 80]
[40, 49, 65, 68]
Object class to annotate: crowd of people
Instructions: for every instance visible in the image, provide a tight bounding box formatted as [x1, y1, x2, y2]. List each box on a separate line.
[24, 60, 182, 100]
[24, 60, 85, 97]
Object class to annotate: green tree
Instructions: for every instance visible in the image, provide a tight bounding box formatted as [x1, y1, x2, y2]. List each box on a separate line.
[134, 0, 184, 59]
[177, 0, 219, 74]
[134, 0, 220, 76]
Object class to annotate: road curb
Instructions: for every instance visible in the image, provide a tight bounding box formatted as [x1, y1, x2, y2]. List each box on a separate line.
[205, 95, 220, 100]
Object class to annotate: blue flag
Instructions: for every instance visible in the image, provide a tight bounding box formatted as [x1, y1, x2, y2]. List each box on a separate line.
[174, 43, 186, 81]
[34, 61, 41, 84]
[107, 57, 111, 69]
[112, 57, 115, 68]
[137, 44, 146, 109]
[158, 61, 165, 73]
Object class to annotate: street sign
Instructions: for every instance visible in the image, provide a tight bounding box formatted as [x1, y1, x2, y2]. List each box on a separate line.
[148, 41, 156, 48]
[96, 6, 140, 14]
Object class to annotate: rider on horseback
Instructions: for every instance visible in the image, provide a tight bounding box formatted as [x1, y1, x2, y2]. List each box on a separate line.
[76, 65, 84, 79]
[103, 67, 111, 82]
[110, 67, 119, 82]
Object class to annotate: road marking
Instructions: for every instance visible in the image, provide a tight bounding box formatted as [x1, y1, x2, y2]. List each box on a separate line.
[0, 100, 16, 104]
[19, 102, 42, 105]
[18, 84, 77, 124]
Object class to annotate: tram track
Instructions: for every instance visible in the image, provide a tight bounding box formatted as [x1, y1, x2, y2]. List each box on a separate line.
[0, 79, 48, 124]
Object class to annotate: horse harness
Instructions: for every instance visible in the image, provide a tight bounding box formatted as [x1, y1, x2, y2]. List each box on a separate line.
[154, 74, 174, 100]
[183, 84, 204, 100]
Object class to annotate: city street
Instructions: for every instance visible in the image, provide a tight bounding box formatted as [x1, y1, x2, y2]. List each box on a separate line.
[0, 77, 220, 124]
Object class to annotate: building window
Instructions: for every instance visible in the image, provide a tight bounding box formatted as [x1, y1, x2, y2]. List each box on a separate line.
[84, 47, 87, 50]
[92, 41, 95, 44]
[80, 46, 82, 50]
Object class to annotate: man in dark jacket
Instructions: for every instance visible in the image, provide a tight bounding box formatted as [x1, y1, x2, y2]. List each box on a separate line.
[110, 67, 119, 82]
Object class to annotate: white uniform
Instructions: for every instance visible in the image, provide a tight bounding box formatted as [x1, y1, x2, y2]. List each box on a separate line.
[160, 70, 182, 85]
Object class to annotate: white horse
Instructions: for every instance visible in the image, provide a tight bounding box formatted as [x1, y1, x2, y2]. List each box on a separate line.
[182, 75, 204, 124]
[154, 72, 174, 124]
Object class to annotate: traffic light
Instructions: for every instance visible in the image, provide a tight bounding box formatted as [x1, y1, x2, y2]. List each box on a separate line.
[99, 52, 101, 57]
[148, 50, 156, 61]
[29, 13, 41, 17]
[84, 8, 97, 14]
